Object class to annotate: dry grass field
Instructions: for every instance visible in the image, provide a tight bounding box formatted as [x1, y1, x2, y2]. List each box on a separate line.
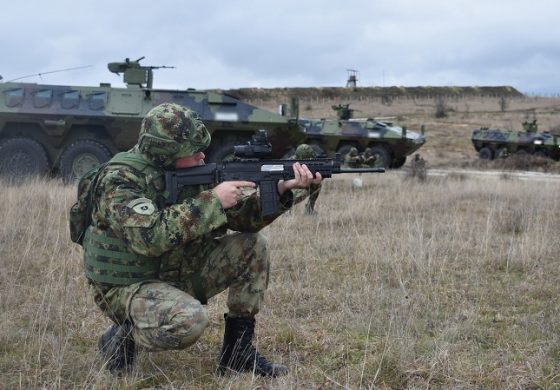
[1, 95, 560, 389]
[1, 169, 559, 389]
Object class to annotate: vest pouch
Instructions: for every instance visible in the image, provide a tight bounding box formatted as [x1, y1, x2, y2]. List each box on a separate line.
[68, 163, 107, 245]
[84, 227, 160, 286]
[69, 201, 87, 244]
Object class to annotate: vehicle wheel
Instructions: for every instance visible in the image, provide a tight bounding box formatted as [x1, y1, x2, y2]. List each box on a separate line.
[0, 137, 50, 180]
[282, 148, 296, 160]
[282, 148, 296, 159]
[495, 147, 509, 159]
[368, 146, 392, 169]
[309, 144, 327, 158]
[207, 142, 237, 163]
[59, 139, 112, 181]
[391, 156, 407, 169]
[336, 144, 357, 157]
[478, 147, 493, 160]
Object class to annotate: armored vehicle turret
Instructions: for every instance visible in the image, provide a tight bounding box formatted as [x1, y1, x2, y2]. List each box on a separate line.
[471, 120, 560, 161]
[298, 105, 426, 168]
[0, 57, 305, 180]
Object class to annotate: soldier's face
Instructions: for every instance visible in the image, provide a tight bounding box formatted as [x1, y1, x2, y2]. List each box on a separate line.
[175, 152, 205, 169]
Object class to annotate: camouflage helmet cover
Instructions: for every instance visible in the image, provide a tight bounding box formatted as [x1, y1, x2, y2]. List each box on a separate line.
[348, 147, 358, 156]
[294, 144, 317, 159]
[138, 103, 211, 165]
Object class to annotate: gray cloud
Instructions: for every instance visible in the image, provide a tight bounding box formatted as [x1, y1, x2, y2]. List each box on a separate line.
[2, 0, 559, 94]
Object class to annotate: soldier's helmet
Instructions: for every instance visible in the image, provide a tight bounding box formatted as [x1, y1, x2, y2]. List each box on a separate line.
[348, 147, 358, 156]
[294, 144, 317, 159]
[138, 103, 211, 166]
[364, 147, 372, 157]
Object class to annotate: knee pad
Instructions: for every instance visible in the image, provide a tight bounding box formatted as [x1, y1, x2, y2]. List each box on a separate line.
[172, 304, 209, 349]
[134, 297, 209, 351]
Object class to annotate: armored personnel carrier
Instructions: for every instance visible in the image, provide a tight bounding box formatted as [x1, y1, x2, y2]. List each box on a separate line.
[471, 120, 560, 161]
[0, 58, 426, 180]
[299, 104, 426, 168]
[0, 57, 306, 180]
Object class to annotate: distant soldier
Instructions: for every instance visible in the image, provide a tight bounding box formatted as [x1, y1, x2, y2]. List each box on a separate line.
[362, 148, 379, 168]
[408, 153, 427, 181]
[291, 144, 322, 214]
[344, 147, 364, 168]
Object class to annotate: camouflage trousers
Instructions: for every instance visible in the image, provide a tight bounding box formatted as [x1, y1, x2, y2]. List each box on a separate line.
[305, 184, 322, 214]
[90, 232, 270, 352]
[292, 183, 321, 215]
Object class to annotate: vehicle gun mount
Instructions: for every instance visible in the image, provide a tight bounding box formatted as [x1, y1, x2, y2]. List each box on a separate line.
[332, 104, 354, 120]
[107, 56, 174, 89]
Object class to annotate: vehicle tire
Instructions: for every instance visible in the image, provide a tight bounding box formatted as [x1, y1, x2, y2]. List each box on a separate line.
[391, 156, 407, 169]
[336, 144, 357, 157]
[309, 143, 327, 158]
[0, 137, 50, 181]
[367, 146, 392, 169]
[58, 139, 112, 182]
[207, 141, 237, 163]
[495, 147, 508, 159]
[478, 147, 493, 160]
[282, 148, 296, 159]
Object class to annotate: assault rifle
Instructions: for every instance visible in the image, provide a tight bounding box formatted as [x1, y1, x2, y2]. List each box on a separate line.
[164, 153, 384, 216]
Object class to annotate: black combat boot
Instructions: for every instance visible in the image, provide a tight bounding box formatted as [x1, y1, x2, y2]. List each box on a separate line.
[98, 320, 136, 374]
[218, 314, 288, 377]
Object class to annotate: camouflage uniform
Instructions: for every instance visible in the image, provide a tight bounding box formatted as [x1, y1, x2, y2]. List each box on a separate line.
[362, 148, 375, 167]
[344, 147, 364, 168]
[408, 153, 427, 181]
[290, 144, 322, 214]
[84, 103, 293, 376]
[363, 147, 384, 168]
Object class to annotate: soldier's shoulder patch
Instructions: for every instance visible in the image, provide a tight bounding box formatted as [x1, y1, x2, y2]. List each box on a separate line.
[127, 197, 156, 216]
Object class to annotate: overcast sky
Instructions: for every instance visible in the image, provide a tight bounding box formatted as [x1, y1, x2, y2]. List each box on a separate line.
[2, 0, 559, 95]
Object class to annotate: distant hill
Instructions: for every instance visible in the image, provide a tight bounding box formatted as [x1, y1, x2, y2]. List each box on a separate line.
[217, 86, 524, 102]
[209, 85, 525, 120]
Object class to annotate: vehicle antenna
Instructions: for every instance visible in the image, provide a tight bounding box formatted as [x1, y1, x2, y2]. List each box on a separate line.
[6, 65, 93, 82]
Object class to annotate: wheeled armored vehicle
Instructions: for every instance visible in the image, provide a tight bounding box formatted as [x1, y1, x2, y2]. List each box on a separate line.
[471, 120, 560, 161]
[0, 57, 306, 180]
[299, 104, 426, 168]
[0, 58, 425, 180]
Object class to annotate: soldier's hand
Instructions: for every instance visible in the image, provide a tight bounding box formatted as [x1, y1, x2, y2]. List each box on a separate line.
[277, 162, 322, 195]
[214, 181, 256, 209]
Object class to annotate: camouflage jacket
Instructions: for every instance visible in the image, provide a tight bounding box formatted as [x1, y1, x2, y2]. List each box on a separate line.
[287, 153, 321, 206]
[90, 149, 294, 259]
